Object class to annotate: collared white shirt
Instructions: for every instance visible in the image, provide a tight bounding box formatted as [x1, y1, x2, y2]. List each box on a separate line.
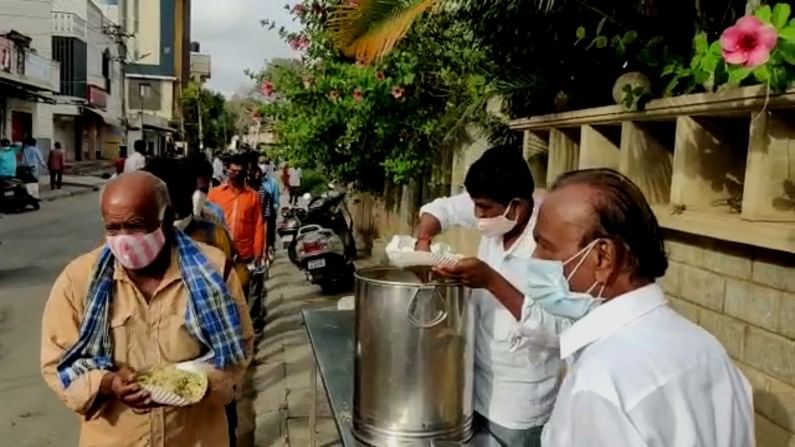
[288, 167, 302, 187]
[123, 152, 146, 173]
[543, 284, 755, 447]
[420, 192, 566, 430]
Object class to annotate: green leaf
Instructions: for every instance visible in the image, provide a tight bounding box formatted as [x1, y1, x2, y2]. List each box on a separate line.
[595, 17, 606, 36]
[647, 35, 664, 48]
[727, 67, 752, 85]
[708, 41, 722, 56]
[693, 32, 709, 54]
[575, 26, 586, 39]
[753, 65, 771, 82]
[773, 3, 792, 29]
[779, 40, 795, 65]
[661, 63, 677, 77]
[610, 35, 622, 47]
[780, 25, 795, 41]
[622, 31, 638, 45]
[755, 4, 772, 23]
[594, 35, 608, 49]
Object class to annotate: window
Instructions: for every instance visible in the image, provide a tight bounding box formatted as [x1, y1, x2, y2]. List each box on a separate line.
[102, 49, 111, 94]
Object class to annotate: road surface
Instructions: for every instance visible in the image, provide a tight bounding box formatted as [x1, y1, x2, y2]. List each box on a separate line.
[0, 192, 101, 446]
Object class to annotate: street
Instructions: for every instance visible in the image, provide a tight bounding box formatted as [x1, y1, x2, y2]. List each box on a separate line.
[0, 193, 101, 446]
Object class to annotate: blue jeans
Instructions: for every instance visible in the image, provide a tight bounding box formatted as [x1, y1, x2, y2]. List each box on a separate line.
[473, 412, 543, 447]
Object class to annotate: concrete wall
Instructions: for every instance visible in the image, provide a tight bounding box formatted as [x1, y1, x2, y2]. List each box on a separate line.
[661, 232, 795, 446]
[354, 129, 795, 446]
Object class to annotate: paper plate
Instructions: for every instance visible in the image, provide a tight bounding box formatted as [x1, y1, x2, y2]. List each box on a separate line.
[388, 251, 462, 269]
[138, 362, 209, 407]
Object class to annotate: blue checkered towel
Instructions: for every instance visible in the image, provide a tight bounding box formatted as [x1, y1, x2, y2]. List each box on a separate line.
[56, 230, 247, 388]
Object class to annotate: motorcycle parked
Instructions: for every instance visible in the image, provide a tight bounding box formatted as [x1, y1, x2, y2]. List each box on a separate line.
[294, 224, 355, 294]
[277, 205, 306, 264]
[293, 184, 357, 294]
[0, 166, 40, 213]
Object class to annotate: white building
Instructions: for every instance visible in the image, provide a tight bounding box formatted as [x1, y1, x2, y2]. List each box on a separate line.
[0, 1, 61, 152]
[50, 0, 124, 162]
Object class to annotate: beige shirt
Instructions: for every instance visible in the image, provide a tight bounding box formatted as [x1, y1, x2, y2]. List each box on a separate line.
[41, 242, 254, 447]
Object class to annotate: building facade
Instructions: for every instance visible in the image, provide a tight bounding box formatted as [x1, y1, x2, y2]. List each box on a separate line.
[122, 0, 191, 156]
[50, 0, 124, 162]
[0, 1, 62, 154]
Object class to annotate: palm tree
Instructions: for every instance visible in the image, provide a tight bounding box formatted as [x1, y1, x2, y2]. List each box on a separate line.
[328, 0, 560, 64]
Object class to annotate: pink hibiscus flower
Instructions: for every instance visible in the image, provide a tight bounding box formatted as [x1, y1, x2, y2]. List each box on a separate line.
[353, 88, 363, 102]
[261, 81, 274, 96]
[328, 90, 339, 102]
[391, 85, 405, 100]
[721, 16, 778, 68]
[292, 3, 306, 17]
[375, 71, 385, 81]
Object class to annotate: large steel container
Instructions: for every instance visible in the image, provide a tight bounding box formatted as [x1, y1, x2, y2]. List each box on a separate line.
[353, 266, 475, 446]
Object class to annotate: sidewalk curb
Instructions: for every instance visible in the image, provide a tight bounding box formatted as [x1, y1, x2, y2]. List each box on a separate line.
[41, 185, 101, 202]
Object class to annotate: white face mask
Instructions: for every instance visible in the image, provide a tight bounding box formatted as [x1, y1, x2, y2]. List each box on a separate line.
[192, 190, 208, 218]
[476, 201, 518, 238]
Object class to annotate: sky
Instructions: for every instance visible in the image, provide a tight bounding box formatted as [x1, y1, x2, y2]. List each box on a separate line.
[191, 0, 299, 97]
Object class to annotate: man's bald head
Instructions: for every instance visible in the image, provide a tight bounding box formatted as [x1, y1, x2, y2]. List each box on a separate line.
[101, 171, 171, 235]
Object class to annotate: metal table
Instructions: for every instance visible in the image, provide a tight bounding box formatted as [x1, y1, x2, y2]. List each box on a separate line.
[303, 309, 359, 447]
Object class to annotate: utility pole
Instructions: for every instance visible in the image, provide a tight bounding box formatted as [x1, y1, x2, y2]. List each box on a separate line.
[197, 96, 204, 152]
[103, 22, 134, 147]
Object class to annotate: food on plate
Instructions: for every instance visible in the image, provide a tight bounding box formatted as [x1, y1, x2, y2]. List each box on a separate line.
[136, 366, 206, 401]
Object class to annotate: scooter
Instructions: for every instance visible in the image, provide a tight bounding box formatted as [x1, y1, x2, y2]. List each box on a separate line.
[303, 186, 357, 259]
[0, 167, 40, 213]
[294, 224, 355, 294]
[278, 205, 306, 263]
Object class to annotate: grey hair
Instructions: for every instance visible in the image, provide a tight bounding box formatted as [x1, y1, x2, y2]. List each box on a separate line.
[99, 172, 172, 219]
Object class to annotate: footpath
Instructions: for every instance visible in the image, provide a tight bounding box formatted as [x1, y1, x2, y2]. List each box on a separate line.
[238, 251, 381, 447]
[38, 175, 107, 202]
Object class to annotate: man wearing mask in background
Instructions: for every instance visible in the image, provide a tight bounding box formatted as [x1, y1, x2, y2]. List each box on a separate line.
[0, 138, 17, 180]
[530, 169, 753, 446]
[260, 166, 281, 261]
[416, 146, 576, 447]
[208, 153, 266, 279]
[21, 137, 47, 178]
[48, 142, 65, 190]
[41, 171, 254, 446]
[145, 158, 252, 447]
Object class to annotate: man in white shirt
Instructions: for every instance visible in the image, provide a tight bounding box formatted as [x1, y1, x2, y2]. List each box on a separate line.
[212, 152, 225, 186]
[287, 166, 302, 205]
[123, 140, 147, 173]
[416, 146, 573, 447]
[530, 168, 754, 446]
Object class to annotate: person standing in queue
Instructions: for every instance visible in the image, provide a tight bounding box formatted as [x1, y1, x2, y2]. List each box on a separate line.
[41, 172, 253, 447]
[145, 157, 251, 447]
[209, 154, 266, 328]
[415, 146, 576, 447]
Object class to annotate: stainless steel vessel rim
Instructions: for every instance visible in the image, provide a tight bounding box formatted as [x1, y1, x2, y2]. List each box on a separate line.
[355, 266, 464, 287]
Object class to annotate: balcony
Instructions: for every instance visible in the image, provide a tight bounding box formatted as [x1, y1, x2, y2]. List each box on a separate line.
[0, 35, 60, 93]
[52, 11, 87, 39]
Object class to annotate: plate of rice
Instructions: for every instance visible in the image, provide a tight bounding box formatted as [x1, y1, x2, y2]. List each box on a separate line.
[136, 362, 209, 407]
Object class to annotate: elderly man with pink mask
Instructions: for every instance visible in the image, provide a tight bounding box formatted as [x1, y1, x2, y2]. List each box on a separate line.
[415, 146, 580, 447]
[41, 171, 253, 446]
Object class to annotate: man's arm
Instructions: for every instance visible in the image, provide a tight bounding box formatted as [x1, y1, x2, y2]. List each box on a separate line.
[203, 263, 254, 405]
[415, 192, 477, 249]
[253, 195, 265, 261]
[41, 267, 110, 418]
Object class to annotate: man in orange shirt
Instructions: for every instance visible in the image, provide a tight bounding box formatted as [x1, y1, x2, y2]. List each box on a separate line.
[208, 153, 266, 266]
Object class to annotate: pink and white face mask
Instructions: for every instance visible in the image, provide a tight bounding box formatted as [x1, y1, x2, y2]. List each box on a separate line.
[106, 228, 167, 270]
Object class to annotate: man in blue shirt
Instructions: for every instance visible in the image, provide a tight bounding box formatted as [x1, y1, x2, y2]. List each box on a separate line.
[0, 139, 17, 179]
[260, 170, 280, 260]
[21, 137, 47, 178]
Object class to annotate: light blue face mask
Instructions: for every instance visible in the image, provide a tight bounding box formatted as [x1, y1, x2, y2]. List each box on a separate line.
[526, 240, 605, 320]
